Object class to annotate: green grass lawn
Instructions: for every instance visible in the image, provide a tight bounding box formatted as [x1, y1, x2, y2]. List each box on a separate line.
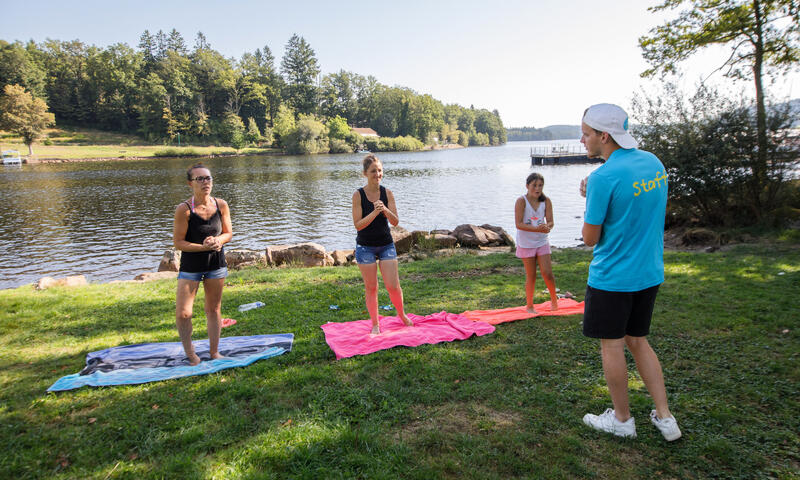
[1, 246, 798, 479]
[0, 127, 279, 160]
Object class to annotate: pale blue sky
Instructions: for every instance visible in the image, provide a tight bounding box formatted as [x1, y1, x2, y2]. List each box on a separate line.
[3, 0, 798, 127]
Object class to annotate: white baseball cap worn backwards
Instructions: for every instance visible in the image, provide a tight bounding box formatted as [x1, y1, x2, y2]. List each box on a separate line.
[582, 103, 638, 149]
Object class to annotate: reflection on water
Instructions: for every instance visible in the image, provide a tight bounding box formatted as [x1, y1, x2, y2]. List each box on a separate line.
[0, 141, 597, 288]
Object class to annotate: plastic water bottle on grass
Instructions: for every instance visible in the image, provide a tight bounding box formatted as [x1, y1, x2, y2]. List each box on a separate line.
[238, 301, 265, 312]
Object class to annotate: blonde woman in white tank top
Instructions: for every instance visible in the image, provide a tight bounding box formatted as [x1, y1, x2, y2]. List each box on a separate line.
[514, 172, 559, 313]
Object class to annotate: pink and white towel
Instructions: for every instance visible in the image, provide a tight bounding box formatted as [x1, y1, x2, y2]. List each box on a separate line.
[320, 311, 495, 360]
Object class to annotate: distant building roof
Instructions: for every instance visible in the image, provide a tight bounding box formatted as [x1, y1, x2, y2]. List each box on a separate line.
[352, 127, 379, 137]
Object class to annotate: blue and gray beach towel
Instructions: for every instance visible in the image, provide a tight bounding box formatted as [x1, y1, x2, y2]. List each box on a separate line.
[48, 334, 293, 391]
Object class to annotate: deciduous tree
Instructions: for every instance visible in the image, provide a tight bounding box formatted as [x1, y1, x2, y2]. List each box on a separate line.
[0, 84, 55, 156]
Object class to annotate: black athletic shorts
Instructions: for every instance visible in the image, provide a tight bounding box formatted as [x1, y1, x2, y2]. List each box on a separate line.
[582, 284, 660, 339]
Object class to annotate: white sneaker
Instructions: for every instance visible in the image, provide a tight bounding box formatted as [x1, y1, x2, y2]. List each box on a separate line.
[582, 408, 636, 438]
[650, 410, 682, 441]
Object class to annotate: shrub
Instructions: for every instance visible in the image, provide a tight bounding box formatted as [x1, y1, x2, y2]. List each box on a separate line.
[329, 138, 352, 153]
[345, 130, 364, 151]
[632, 82, 799, 227]
[327, 116, 351, 140]
[245, 117, 261, 145]
[217, 113, 246, 149]
[364, 137, 380, 152]
[372, 135, 424, 152]
[284, 114, 329, 154]
[153, 148, 201, 157]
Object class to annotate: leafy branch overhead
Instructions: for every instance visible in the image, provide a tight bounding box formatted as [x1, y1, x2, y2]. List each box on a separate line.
[639, 0, 799, 80]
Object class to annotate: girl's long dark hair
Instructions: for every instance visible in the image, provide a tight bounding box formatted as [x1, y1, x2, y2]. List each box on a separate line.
[526, 172, 547, 202]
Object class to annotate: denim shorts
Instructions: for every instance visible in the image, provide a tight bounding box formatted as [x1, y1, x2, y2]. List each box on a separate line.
[177, 267, 228, 281]
[355, 243, 397, 264]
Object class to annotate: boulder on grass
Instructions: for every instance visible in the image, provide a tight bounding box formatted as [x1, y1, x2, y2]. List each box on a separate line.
[158, 248, 181, 272]
[391, 226, 415, 254]
[36, 275, 87, 290]
[431, 233, 458, 249]
[134, 271, 179, 282]
[225, 249, 267, 269]
[266, 243, 333, 267]
[480, 224, 515, 247]
[331, 249, 355, 266]
[452, 224, 502, 247]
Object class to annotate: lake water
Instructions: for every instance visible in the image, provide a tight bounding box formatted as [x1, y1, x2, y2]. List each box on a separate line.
[0, 140, 596, 289]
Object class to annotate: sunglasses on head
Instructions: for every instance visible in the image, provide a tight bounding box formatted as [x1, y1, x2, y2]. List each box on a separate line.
[193, 176, 213, 183]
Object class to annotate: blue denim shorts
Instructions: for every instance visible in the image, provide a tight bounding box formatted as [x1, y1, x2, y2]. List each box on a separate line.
[177, 267, 228, 281]
[355, 243, 397, 264]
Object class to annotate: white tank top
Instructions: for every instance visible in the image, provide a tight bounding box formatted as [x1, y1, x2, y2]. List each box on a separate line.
[516, 195, 549, 248]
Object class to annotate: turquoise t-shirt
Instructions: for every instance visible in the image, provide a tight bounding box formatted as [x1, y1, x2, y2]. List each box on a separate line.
[584, 148, 668, 292]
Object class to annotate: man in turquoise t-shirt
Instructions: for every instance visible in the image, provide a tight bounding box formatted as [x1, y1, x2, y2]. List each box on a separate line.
[578, 103, 681, 441]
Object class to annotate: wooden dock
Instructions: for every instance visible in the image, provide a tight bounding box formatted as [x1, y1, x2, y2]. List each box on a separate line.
[530, 145, 599, 166]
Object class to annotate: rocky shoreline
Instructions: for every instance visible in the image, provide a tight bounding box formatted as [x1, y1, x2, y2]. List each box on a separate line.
[33, 224, 516, 290]
[31, 224, 757, 290]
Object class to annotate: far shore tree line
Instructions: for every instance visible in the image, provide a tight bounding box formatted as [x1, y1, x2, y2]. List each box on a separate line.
[0, 31, 507, 154]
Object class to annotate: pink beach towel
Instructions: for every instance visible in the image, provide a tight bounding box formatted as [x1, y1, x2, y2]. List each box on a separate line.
[320, 311, 495, 360]
[461, 298, 585, 325]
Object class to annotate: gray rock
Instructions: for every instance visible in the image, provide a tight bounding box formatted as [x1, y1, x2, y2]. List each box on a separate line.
[158, 248, 181, 272]
[266, 243, 333, 267]
[453, 224, 501, 247]
[431, 233, 458, 248]
[391, 226, 414, 254]
[331, 249, 355, 266]
[480, 224, 515, 247]
[225, 249, 267, 269]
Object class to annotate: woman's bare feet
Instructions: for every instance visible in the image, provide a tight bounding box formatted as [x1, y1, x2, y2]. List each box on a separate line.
[187, 352, 201, 366]
[371, 324, 381, 335]
[550, 300, 559, 311]
[399, 314, 414, 327]
[210, 352, 225, 360]
[526, 306, 538, 314]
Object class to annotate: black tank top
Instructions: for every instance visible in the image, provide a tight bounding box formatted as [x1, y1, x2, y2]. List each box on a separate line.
[356, 186, 393, 247]
[179, 198, 227, 272]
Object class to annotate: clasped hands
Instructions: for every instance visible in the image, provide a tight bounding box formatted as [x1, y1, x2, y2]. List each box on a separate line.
[203, 236, 223, 251]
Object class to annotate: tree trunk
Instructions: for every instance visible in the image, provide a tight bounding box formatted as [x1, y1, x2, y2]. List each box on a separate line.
[752, 0, 768, 221]
[27, 142, 33, 157]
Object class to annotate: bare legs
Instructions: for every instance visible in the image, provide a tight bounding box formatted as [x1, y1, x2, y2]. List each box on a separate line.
[626, 336, 671, 419]
[379, 260, 412, 326]
[537, 254, 559, 310]
[358, 259, 411, 334]
[522, 254, 558, 313]
[175, 277, 225, 365]
[358, 263, 381, 334]
[522, 257, 538, 313]
[203, 278, 225, 360]
[600, 336, 672, 422]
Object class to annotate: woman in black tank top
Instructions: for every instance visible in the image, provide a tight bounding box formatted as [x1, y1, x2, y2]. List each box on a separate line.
[172, 163, 233, 365]
[351, 154, 414, 334]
